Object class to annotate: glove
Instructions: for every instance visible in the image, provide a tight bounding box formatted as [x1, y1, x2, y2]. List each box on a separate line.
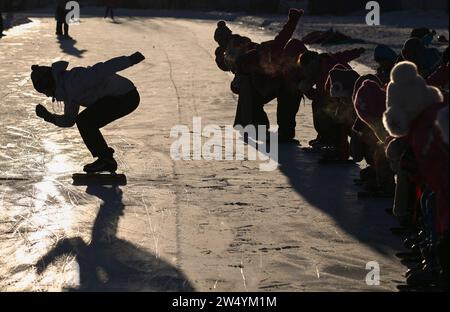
[36, 104, 55, 123]
[129, 52, 145, 65]
[289, 8, 304, 20]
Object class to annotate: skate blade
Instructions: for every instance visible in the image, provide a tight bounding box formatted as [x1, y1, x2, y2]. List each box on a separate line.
[72, 173, 127, 186]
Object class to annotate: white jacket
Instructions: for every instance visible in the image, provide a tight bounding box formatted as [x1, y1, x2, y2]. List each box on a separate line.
[51, 56, 136, 127]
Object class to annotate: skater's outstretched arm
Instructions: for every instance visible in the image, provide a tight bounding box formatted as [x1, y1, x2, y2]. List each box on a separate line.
[78, 52, 145, 85]
[35, 237, 86, 274]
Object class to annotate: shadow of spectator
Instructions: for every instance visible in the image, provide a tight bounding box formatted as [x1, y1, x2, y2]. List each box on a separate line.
[35, 184, 194, 292]
[237, 130, 401, 255]
[57, 36, 87, 58]
[277, 144, 402, 255]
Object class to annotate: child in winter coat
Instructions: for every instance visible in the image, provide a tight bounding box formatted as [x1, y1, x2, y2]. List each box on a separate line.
[31, 52, 145, 173]
[374, 44, 397, 85]
[383, 62, 448, 286]
[298, 47, 365, 158]
[214, 9, 307, 140]
[383, 61, 448, 235]
[401, 38, 442, 79]
[353, 79, 395, 196]
[324, 66, 360, 161]
[214, 9, 307, 142]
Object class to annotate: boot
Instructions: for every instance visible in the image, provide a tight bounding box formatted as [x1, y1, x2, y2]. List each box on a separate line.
[84, 148, 117, 173]
[83, 157, 118, 174]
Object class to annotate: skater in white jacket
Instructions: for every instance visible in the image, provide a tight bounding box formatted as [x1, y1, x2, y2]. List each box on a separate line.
[31, 52, 145, 173]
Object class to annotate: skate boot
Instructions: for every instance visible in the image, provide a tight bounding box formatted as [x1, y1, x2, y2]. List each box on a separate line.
[83, 157, 118, 174]
[83, 148, 117, 173]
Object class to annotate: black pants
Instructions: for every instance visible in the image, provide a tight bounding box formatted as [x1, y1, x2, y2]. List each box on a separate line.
[234, 74, 301, 140]
[105, 7, 114, 19]
[56, 19, 69, 36]
[277, 81, 302, 140]
[76, 89, 140, 159]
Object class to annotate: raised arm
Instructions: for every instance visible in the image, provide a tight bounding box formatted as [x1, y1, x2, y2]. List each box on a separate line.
[85, 52, 144, 81]
[69, 52, 144, 94]
[331, 48, 366, 65]
[271, 9, 304, 56]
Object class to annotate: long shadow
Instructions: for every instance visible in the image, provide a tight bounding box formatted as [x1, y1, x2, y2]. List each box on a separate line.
[277, 144, 402, 255]
[36, 184, 194, 292]
[238, 129, 401, 254]
[57, 36, 87, 58]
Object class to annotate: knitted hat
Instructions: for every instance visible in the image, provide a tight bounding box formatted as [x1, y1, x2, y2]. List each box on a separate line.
[328, 67, 360, 98]
[410, 27, 433, 39]
[214, 21, 233, 48]
[401, 38, 424, 62]
[383, 61, 444, 137]
[374, 44, 397, 63]
[30, 65, 52, 94]
[354, 80, 386, 127]
[324, 64, 347, 96]
[352, 74, 382, 103]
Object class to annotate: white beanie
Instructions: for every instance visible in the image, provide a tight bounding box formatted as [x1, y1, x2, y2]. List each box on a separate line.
[383, 61, 443, 137]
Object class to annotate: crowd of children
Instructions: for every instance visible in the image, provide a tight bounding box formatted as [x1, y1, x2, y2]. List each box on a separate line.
[214, 9, 449, 290]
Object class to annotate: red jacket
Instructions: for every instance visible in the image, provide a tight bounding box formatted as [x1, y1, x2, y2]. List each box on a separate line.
[406, 102, 449, 235]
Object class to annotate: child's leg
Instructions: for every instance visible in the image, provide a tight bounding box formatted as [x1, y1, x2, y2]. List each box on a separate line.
[234, 75, 255, 127]
[234, 75, 272, 128]
[56, 20, 63, 35]
[277, 81, 302, 140]
[311, 97, 338, 145]
[76, 89, 140, 159]
[252, 102, 270, 129]
[63, 20, 69, 37]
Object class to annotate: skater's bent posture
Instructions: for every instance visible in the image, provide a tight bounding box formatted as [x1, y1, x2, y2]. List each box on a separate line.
[31, 52, 145, 173]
